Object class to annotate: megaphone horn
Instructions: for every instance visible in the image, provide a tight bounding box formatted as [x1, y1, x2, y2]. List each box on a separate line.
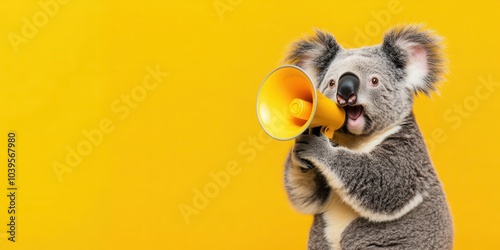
[256, 65, 346, 141]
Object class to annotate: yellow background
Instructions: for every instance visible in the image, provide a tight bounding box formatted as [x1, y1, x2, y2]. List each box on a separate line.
[1, 0, 499, 249]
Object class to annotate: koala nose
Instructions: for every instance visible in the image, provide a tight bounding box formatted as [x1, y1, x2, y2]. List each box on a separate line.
[337, 73, 360, 106]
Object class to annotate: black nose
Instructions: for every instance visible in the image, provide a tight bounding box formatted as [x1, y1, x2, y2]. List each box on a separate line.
[337, 73, 360, 106]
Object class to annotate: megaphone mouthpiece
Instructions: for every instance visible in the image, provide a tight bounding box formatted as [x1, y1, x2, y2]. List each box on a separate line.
[289, 98, 313, 121]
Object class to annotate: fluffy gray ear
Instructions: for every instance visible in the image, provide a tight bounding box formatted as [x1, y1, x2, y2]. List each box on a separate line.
[382, 25, 446, 95]
[285, 30, 341, 83]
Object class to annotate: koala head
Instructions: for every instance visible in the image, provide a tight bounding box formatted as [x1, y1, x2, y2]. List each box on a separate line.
[286, 25, 446, 136]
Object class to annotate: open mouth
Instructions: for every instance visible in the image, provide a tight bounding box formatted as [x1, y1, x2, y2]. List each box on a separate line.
[342, 105, 365, 135]
[344, 105, 363, 121]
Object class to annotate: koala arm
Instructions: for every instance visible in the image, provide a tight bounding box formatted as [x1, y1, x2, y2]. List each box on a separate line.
[284, 151, 332, 214]
[293, 125, 433, 222]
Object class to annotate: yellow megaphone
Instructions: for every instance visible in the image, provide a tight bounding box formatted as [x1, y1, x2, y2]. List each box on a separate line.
[256, 65, 345, 140]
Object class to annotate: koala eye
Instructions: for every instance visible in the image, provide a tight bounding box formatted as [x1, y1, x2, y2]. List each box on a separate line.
[370, 77, 379, 86]
[328, 79, 335, 87]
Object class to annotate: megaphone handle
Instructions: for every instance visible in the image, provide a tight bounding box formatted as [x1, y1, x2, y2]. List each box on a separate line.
[322, 126, 334, 139]
[308, 126, 334, 139]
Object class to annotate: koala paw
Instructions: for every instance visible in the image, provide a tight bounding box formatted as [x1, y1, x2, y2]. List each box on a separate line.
[292, 134, 334, 170]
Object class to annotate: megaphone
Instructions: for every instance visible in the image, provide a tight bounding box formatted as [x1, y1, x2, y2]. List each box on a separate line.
[256, 65, 345, 140]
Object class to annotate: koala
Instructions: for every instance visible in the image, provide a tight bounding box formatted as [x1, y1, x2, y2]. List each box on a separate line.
[283, 25, 453, 249]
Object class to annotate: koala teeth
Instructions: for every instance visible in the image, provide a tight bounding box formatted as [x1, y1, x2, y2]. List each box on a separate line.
[345, 106, 363, 120]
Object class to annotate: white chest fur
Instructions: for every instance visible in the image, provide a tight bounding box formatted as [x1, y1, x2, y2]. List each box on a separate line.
[322, 191, 359, 250]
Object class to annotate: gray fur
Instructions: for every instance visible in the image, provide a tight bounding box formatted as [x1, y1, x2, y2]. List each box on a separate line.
[284, 152, 332, 214]
[382, 25, 446, 95]
[340, 181, 453, 249]
[283, 25, 453, 249]
[286, 30, 341, 86]
[309, 215, 331, 250]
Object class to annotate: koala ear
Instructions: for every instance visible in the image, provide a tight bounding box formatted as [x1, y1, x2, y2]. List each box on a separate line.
[382, 25, 446, 95]
[285, 30, 341, 83]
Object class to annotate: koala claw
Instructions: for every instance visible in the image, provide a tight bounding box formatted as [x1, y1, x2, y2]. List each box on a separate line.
[293, 134, 333, 171]
[300, 166, 312, 173]
[299, 159, 316, 172]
